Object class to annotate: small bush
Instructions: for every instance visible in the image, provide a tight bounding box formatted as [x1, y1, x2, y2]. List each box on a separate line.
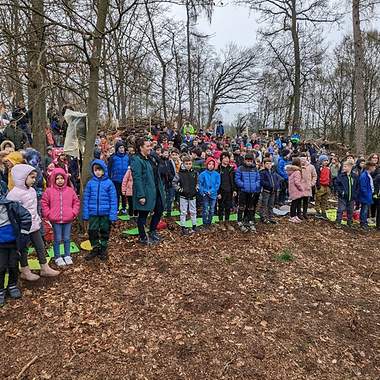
[276, 249, 294, 262]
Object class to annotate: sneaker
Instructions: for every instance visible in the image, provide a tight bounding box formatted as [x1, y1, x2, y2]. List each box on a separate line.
[249, 222, 257, 233]
[7, 285, 21, 299]
[295, 216, 303, 223]
[181, 227, 189, 236]
[302, 214, 309, 220]
[219, 223, 227, 231]
[191, 225, 197, 233]
[138, 236, 150, 245]
[321, 213, 328, 220]
[85, 247, 99, 261]
[149, 231, 162, 243]
[121, 209, 128, 215]
[64, 256, 73, 265]
[289, 217, 300, 223]
[315, 213, 324, 219]
[335, 222, 342, 229]
[0, 290, 5, 307]
[55, 257, 66, 267]
[360, 224, 369, 231]
[269, 220, 278, 225]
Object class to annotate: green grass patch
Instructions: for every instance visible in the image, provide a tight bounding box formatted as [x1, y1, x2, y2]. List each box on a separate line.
[276, 249, 294, 263]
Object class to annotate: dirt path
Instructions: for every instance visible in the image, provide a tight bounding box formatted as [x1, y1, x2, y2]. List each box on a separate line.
[1, 219, 379, 380]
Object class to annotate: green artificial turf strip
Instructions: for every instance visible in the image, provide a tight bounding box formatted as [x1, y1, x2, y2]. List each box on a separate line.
[27, 257, 51, 270]
[46, 242, 80, 258]
[164, 210, 181, 217]
[325, 209, 375, 227]
[175, 213, 260, 227]
[118, 214, 130, 221]
[122, 227, 139, 236]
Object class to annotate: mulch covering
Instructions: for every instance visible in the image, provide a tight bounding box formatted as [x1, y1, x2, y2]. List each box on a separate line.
[0, 217, 379, 379]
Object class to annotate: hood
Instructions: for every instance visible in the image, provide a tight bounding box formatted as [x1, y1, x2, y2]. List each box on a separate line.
[285, 164, 302, 174]
[5, 151, 24, 166]
[115, 140, 126, 155]
[24, 148, 42, 167]
[11, 164, 36, 189]
[91, 159, 108, 179]
[0, 140, 15, 151]
[205, 156, 218, 170]
[50, 167, 69, 189]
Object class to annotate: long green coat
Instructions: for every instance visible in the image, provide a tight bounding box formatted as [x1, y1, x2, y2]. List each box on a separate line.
[130, 154, 165, 212]
[3, 125, 26, 150]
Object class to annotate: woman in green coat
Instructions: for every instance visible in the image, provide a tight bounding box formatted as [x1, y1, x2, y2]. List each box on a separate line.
[131, 137, 165, 244]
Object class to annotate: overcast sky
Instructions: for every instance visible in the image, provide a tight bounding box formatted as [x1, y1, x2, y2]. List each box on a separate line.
[171, 2, 380, 122]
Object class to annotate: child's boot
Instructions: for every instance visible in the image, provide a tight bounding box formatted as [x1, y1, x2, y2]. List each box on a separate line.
[181, 226, 189, 235]
[99, 247, 108, 262]
[7, 284, 22, 299]
[85, 247, 100, 261]
[20, 266, 40, 281]
[0, 289, 5, 307]
[40, 263, 60, 277]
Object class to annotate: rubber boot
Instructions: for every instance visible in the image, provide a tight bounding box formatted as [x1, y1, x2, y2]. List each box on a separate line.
[20, 266, 40, 281]
[99, 247, 108, 262]
[85, 247, 100, 261]
[40, 263, 60, 277]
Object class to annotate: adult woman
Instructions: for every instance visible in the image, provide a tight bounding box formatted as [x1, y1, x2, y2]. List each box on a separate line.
[130, 137, 165, 245]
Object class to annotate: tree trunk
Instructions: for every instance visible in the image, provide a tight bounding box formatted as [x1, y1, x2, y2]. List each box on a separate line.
[82, 0, 110, 185]
[29, 0, 47, 156]
[352, 0, 366, 154]
[290, 0, 301, 134]
[186, 0, 194, 122]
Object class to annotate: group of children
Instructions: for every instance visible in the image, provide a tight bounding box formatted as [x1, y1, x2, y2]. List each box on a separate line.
[0, 129, 379, 307]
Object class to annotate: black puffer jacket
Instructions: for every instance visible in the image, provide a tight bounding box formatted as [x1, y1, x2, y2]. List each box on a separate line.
[173, 167, 198, 199]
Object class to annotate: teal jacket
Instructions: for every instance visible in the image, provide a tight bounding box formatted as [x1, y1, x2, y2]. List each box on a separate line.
[130, 154, 165, 212]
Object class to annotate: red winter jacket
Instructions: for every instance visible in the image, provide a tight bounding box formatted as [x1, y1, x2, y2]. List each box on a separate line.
[41, 168, 80, 224]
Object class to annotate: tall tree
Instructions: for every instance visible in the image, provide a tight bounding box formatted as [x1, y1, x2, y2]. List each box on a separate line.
[352, 0, 366, 154]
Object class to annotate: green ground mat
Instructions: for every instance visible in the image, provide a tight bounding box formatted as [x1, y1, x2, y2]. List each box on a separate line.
[46, 242, 80, 258]
[122, 227, 139, 236]
[326, 209, 376, 227]
[164, 210, 181, 217]
[118, 214, 130, 221]
[28, 257, 51, 270]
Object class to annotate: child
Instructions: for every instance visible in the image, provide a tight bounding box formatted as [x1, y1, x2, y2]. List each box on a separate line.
[0, 194, 31, 306]
[217, 152, 236, 230]
[330, 156, 341, 194]
[286, 158, 305, 223]
[7, 164, 59, 279]
[259, 158, 278, 224]
[121, 166, 136, 218]
[358, 162, 376, 230]
[173, 155, 198, 234]
[82, 159, 118, 261]
[108, 141, 129, 214]
[41, 168, 80, 266]
[335, 160, 358, 227]
[315, 155, 332, 219]
[235, 153, 261, 232]
[158, 149, 176, 216]
[198, 157, 220, 228]
[300, 154, 317, 219]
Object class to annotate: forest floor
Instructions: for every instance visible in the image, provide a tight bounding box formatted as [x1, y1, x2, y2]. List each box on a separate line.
[0, 215, 379, 380]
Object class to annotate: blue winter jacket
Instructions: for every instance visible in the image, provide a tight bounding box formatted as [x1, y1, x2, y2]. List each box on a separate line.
[359, 171, 374, 205]
[335, 172, 359, 202]
[0, 195, 32, 250]
[108, 141, 129, 183]
[260, 169, 281, 192]
[82, 159, 118, 222]
[198, 170, 221, 200]
[277, 156, 289, 180]
[235, 164, 261, 193]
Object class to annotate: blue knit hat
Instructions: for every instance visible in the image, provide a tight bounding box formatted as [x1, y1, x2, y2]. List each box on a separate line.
[319, 154, 329, 162]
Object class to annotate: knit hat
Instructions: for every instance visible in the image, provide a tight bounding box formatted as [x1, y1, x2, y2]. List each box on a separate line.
[245, 153, 254, 160]
[319, 154, 329, 162]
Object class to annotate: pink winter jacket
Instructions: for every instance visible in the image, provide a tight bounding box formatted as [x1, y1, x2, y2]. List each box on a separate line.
[286, 165, 305, 200]
[41, 168, 80, 224]
[121, 168, 133, 197]
[301, 159, 317, 197]
[7, 164, 41, 233]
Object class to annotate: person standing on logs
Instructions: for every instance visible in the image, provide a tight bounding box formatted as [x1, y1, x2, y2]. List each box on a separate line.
[130, 137, 165, 245]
